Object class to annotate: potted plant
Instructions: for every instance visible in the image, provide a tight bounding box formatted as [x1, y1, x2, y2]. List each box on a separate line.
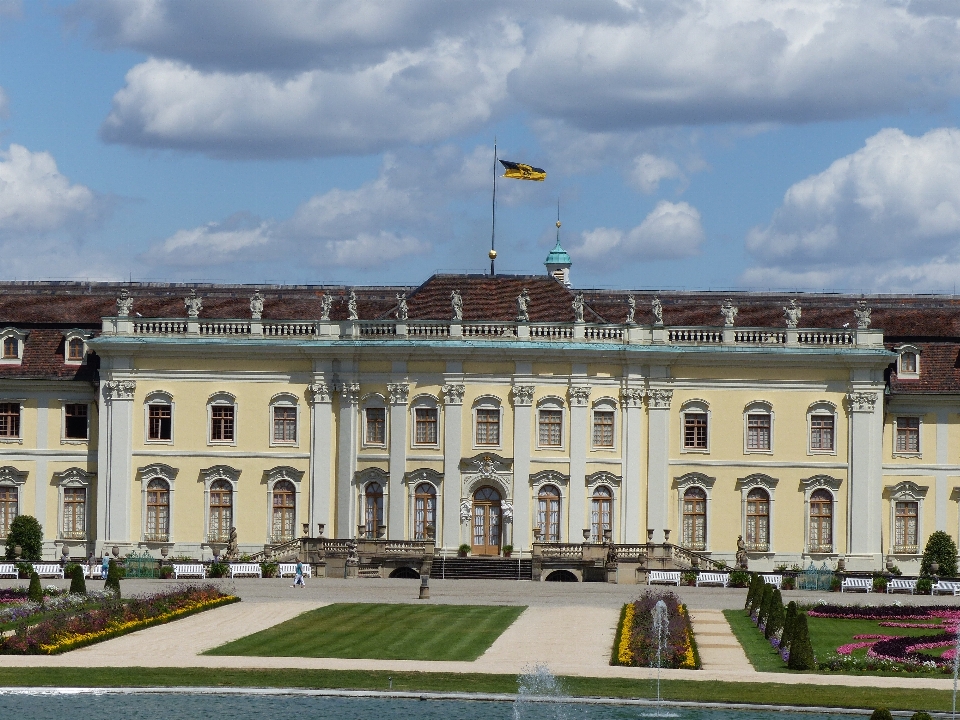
[158, 565, 174, 579]
[502, 544, 513, 558]
[457, 544, 470, 558]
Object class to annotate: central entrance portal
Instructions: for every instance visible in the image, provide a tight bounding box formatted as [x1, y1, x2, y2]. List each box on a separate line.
[472, 486, 502, 556]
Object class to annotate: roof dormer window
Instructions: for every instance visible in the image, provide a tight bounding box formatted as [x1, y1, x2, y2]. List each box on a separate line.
[0, 329, 27, 365]
[896, 345, 920, 379]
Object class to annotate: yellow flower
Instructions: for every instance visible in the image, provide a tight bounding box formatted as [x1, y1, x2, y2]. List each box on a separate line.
[617, 603, 635, 665]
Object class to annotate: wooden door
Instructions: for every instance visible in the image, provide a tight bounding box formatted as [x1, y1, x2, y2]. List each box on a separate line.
[472, 486, 502, 555]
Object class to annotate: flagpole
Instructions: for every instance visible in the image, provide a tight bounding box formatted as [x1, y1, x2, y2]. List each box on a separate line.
[490, 139, 497, 276]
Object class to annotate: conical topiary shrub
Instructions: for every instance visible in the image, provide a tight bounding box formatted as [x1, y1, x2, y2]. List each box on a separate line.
[910, 712, 932, 720]
[746, 573, 762, 612]
[104, 558, 121, 595]
[757, 583, 774, 628]
[870, 710, 893, 720]
[69, 564, 87, 595]
[787, 612, 816, 670]
[764, 588, 785, 639]
[27, 571, 42, 604]
[781, 601, 799, 653]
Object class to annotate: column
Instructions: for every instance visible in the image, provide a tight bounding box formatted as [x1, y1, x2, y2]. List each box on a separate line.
[97, 379, 136, 553]
[620, 387, 645, 543]
[387, 382, 409, 539]
[441, 383, 464, 550]
[846, 390, 882, 559]
[307, 382, 334, 535]
[646, 386, 673, 541]
[936, 411, 949, 532]
[336, 382, 360, 537]
[568, 385, 591, 541]
[511, 384, 534, 545]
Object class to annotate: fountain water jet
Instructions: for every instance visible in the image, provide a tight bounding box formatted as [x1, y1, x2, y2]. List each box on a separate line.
[514, 663, 579, 720]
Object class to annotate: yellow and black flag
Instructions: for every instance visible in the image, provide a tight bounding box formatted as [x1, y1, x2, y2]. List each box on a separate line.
[499, 159, 546, 181]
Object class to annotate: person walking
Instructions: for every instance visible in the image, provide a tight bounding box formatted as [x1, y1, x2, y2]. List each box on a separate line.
[292, 559, 305, 588]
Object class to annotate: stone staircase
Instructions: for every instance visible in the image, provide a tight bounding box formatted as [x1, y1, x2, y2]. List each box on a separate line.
[430, 556, 532, 580]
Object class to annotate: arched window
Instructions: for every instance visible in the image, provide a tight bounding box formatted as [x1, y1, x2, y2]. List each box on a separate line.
[364, 481, 384, 537]
[537, 484, 561, 542]
[62, 487, 86, 539]
[0, 485, 17, 538]
[746, 488, 770, 551]
[472, 486, 502, 554]
[414, 483, 437, 540]
[67, 337, 85, 362]
[809, 489, 832, 553]
[146, 478, 169, 542]
[272, 479, 296, 541]
[682, 486, 707, 551]
[208, 479, 232, 542]
[2, 337, 18, 360]
[591, 486, 613, 541]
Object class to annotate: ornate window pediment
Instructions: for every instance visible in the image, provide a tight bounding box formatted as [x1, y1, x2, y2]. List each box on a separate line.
[200, 464, 241, 486]
[0, 466, 27, 485]
[674, 472, 715, 492]
[801, 475, 842, 494]
[736, 473, 779, 493]
[354, 466, 388, 487]
[587, 470, 622, 488]
[139, 463, 178, 487]
[530, 469, 569, 487]
[52, 467, 94, 487]
[888, 480, 927, 501]
[403, 468, 442, 487]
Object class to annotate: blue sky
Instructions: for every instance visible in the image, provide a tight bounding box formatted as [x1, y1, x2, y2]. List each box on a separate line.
[2, 1, 960, 292]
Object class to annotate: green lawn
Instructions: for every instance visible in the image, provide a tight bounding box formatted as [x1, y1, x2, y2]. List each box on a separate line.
[205, 603, 526, 661]
[723, 608, 948, 676]
[0, 667, 948, 712]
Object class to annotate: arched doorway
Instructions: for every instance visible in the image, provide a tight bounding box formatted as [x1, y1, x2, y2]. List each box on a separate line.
[472, 486, 502, 556]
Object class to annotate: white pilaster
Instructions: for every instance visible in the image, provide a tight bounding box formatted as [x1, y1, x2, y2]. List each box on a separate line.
[646, 386, 673, 541]
[387, 382, 409, 539]
[620, 387, 645, 543]
[441, 383, 464, 550]
[98, 379, 136, 553]
[846, 389, 882, 560]
[336, 382, 360, 537]
[511, 384, 534, 545]
[307, 381, 334, 536]
[568, 385, 591, 540]
[936, 410, 948, 532]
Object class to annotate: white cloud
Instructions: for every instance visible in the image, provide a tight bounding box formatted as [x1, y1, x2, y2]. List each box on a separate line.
[629, 154, 682, 194]
[575, 200, 704, 262]
[0, 144, 101, 235]
[144, 213, 273, 267]
[743, 127, 960, 291]
[71, 1, 960, 157]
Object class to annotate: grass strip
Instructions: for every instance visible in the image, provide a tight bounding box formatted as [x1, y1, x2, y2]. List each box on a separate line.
[0, 667, 949, 712]
[722, 608, 791, 672]
[205, 603, 525, 661]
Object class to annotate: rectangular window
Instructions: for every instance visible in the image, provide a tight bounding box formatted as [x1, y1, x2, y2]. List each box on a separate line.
[67, 338, 84, 361]
[64, 403, 88, 440]
[0, 403, 20, 438]
[895, 416, 920, 454]
[810, 414, 834, 451]
[62, 487, 85, 539]
[683, 412, 708, 449]
[593, 411, 615, 447]
[746, 413, 771, 450]
[476, 408, 500, 446]
[365, 407, 386, 445]
[148, 404, 172, 441]
[538, 409, 562, 447]
[210, 405, 234, 442]
[895, 500, 919, 552]
[414, 407, 438, 445]
[2, 337, 17, 359]
[273, 406, 297, 443]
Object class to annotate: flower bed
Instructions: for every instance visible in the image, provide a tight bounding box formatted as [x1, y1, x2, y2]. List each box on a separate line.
[0, 585, 238, 654]
[611, 590, 700, 669]
[0, 590, 116, 626]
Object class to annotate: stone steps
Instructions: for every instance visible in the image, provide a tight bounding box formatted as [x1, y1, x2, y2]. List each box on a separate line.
[430, 557, 532, 580]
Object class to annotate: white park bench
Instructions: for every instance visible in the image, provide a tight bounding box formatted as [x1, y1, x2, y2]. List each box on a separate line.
[695, 572, 729, 587]
[278, 563, 312, 578]
[172, 564, 206, 579]
[33, 564, 65, 579]
[229, 563, 263, 578]
[886, 578, 917, 594]
[841, 577, 873, 593]
[0, 563, 16, 578]
[648, 570, 681, 586]
[762, 574, 783, 589]
[86, 564, 106, 579]
[933, 580, 960, 596]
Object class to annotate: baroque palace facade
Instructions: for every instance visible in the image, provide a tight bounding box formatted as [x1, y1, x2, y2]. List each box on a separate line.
[0, 256, 953, 573]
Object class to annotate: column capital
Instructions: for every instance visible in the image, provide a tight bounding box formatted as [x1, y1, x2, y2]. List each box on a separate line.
[846, 391, 878, 413]
[102, 379, 136, 401]
[307, 382, 333, 404]
[337, 382, 361, 406]
[568, 385, 592, 407]
[387, 382, 409, 405]
[647, 388, 673, 409]
[620, 387, 645, 409]
[511, 384, 535, 406]
[442, 383, 465, 405]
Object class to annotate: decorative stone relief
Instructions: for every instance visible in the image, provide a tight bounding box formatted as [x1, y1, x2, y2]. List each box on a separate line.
[511, 384, 535, 406]
[387, 382, 410, 405]
[52, 467, 95, 486]
[250, 290, 264, 320]
[451, 290, 463, 321]
[442, 383, 465, 405]
[103, 379, 137, 401]
[568, 385, 592, 406]
[460, 499, 471, 523]
[652, 296, 664, 326]
[338, 382, 361, 405]
[0, 466, 28, 485]
[720, 299, 738, 327]
[619, 387, 645, 408]
[783, 299, 801, 328]
[307, 382, 332, 404]
[501, 500, 514, 522]
[116, 289, 133, 318]
[572, 292, 585, 323]
[855, 300, 872, 329]
[846, 391, 878, 413]
[347, 290, 358, 321]
[647, 388, 673, 409]
[396, 294, 408, 322]
[516, 289, 530, 322]
[184, 290, 202, 318]
[625, 295, 636, 324]
[320, 294, 333, 321]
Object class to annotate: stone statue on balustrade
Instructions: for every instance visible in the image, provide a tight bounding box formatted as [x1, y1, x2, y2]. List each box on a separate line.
[516, 289, 530, 322]
[347, 290, 358, 321]
[572, 292, 585, 323]
[451, 289, 463, 321]
[320, 294, 333, 321]
[720, 299, 738, 327]
[625, 294, 636, 324]
[117, 289, 134, 318]
[184, 289, 203, 318]
[652, 296, 663, 326]
[736, 535, 748, 569]
[783, 299, 801, 329]
[224, 527, 239, 561]
[396, 294, 408, 321]
[250, 290, 264, 320]
[854, 300, 871, 329]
